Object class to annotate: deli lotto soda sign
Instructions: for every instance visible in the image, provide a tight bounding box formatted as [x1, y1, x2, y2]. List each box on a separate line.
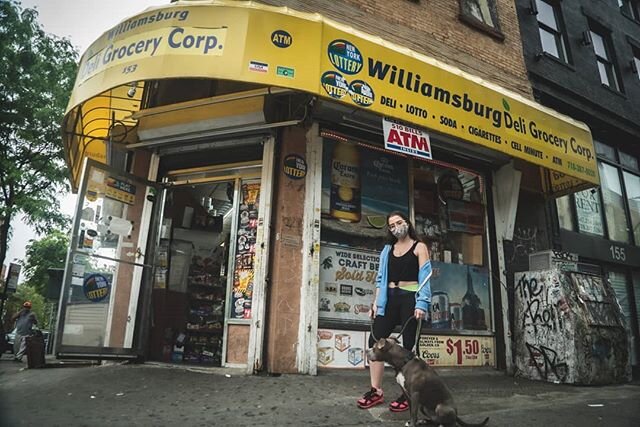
[383, 117, 432, 160]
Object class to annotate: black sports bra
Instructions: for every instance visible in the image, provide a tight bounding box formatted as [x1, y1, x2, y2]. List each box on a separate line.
[387, 241, 419, 282]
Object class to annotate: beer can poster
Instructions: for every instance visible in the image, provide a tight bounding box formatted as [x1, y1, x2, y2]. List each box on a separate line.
[418, 334, 495, 367]
[320, 136, 409, 240]
[429, 262, 491, 332]
[318, 245, 379, 325]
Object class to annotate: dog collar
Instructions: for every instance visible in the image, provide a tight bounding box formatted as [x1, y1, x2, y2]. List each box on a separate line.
[403, 352, 416, 365]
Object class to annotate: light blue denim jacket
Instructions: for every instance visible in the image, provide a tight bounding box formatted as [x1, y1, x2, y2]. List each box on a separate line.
[375, 244, 432, 316]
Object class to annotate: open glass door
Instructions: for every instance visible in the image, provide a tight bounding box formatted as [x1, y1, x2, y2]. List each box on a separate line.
[55, 159, 161, 359]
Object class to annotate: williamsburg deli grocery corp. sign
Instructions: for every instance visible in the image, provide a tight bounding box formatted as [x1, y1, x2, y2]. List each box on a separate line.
[319, 38, 596, 184]
[66, 4, 597, 192]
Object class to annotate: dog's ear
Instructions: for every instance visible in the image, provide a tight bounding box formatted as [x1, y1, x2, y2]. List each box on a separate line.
[381, 338, 394, 350]
[375, 338, 386, 349]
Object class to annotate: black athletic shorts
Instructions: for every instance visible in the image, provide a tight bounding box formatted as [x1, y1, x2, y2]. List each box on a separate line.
[369, 290, 417, 351]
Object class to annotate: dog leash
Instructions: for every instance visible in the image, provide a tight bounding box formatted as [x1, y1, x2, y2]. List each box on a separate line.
[414, 318, 422, 359]
[369, 314, 414, 342]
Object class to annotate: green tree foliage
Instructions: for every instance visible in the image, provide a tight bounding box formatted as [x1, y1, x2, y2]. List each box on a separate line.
[0, 0, 78, 272]
[23, 229, 69, 296]
[4, 284, 46, 331]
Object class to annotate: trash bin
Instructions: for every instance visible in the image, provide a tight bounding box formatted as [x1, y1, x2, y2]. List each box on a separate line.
[26, 333, 46, 369]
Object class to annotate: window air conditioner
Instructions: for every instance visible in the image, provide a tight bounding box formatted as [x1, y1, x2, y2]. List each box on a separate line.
[528, 250, 601, 274]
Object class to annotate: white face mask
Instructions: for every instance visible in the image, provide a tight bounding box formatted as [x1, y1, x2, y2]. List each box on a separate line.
[391, 223, 409, 239]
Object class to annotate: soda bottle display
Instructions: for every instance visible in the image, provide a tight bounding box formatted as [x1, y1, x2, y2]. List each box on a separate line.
[461, 268, 486, 330]
[330, 141, 361, 223]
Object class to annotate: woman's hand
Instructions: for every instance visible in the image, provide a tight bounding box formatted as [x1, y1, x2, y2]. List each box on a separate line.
[369, 304, 377, 319]
[414, 308, 426, 320]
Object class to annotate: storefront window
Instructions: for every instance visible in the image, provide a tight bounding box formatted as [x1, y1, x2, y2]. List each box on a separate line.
[413, 162, 490, 331]
[320, 138, 409, 251]
[556, 195, 574, 230]
[319, 138, 408, 325]
[574, 188, 605, 236]
[561, 142, 640, 246]
[623, 171, 640, 245]
[599, 162, 630, 243]
[620, 151, 639, 171]
[595, 141, 616, 162]
[317, 134, 491, 333]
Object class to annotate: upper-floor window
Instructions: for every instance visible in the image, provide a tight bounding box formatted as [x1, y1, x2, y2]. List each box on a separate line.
[536, 0, 569, 62]
[459, 0, 502, 37]
[618, 0, 640, 21]
[590, 27, 621, 91]
[557, 142, 640, 245]
[633, 46, 640, 81]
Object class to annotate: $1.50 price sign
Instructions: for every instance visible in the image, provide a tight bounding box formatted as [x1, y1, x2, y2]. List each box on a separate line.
[418, 335, 495, 367]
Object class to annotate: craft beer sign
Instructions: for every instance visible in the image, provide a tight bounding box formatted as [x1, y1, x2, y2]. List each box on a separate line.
[383, 117, 432, 160]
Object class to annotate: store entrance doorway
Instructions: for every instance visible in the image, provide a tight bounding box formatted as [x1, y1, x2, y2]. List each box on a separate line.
[148, 162, 262, 366]
[149, 180, 234, 365]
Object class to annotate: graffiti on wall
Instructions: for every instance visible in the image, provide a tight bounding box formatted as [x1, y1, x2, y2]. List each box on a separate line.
[516, 273, 566, 335]
[514, 271, 572, 383]
[514, 270, 630, 385]
[524, 343, 568, 383]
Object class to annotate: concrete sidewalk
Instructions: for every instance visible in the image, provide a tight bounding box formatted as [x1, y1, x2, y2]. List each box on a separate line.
[0, 356, 639, 426]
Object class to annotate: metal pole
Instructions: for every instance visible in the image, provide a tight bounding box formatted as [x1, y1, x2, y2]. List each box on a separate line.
[0, 269, 9, 333]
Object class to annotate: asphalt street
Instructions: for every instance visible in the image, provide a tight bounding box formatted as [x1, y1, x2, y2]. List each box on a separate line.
[0, 355, 639, 426]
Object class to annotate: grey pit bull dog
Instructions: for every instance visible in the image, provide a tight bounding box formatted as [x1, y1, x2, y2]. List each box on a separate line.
[367, 337, 490, 427]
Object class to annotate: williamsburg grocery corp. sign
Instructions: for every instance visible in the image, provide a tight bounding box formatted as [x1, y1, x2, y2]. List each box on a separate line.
[64, 1, 598, 193]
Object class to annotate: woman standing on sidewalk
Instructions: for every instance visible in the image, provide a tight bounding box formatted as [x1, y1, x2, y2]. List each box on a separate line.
[356, 211, 432, 412]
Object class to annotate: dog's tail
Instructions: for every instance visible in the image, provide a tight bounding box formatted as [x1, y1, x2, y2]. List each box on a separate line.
[456, 416, 490, 427]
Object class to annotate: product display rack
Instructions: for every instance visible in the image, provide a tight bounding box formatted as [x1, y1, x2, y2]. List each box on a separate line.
[183, 261, 226, 365]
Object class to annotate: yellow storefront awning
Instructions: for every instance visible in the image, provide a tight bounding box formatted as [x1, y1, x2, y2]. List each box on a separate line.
[63, 0, 599, 193]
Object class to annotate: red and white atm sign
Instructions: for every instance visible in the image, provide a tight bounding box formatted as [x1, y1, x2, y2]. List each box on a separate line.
[382, 117, 432, 160]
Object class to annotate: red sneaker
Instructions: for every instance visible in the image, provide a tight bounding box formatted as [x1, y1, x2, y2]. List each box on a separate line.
[389, 394, 409, 412]
[357, 387, 384, 409]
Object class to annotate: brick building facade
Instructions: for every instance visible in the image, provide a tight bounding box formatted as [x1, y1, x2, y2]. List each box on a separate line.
[258, 0, 532, 96]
